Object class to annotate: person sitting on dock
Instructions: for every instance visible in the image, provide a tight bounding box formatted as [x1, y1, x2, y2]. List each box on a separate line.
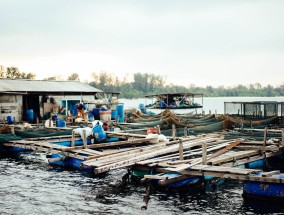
[76, 103, 86, 121]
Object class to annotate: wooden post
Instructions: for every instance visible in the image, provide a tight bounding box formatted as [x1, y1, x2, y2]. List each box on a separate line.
[13, 117, 16, 124]
[10, 126, 15, 134]
[263, 127, 267, 146]
[178, 139, 184, 160]
[281, 128, 284, 146]
[215, 110, 217, 117]
[71, 130, 75, 147]
[172, 124, 176, 140]
[202, 142, 207, 165]
[184, 127, 188, 138]
[36, 117, 39, 128]
[49, 119, 52, 127]
[83, 129, 87, 149]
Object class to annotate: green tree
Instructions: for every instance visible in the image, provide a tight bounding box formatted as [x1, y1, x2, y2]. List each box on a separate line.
[67, 73, 80, 81]
[0, 65, 5, 78]
[43, 77, 56, 80]
[6, 67, 20, 79]
[20, 72, 36, 79]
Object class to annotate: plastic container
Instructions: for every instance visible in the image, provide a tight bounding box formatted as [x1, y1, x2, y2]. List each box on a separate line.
[88, 112, 94, 122]
[111, 110, 118, 120]
[92, 124, 106, 142]
[72, 105, 78, 116]
[99, 110, 111, 122]
[25, 109, 34, 122]
[7, 116, 13, 124]
[57, 119, 66, 127]
[116, 104, 124, 122]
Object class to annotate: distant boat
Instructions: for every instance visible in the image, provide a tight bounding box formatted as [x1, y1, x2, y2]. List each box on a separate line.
[145, 93, 203, 109]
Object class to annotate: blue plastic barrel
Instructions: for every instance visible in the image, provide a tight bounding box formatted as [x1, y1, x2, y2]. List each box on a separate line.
[88, 112, 94, 122]
[57, 119, 66, 127]
[92, 124, 106, 142]
[72, 105, 77, 116]
[111, 110, 118, 120]
[116, 104, 124, 122]
[7, 116, 13, 124]
[25, 109, 34, 122]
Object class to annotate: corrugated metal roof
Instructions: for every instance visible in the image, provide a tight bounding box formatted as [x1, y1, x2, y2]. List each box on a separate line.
[0, 79, 102, 94]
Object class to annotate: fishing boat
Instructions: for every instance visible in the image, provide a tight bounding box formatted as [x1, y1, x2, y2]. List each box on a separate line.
[145, 93, 203, 109]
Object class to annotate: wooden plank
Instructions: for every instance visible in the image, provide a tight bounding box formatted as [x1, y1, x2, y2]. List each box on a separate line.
[202, 142, 207, 165]
[144, 175, 168, 180]
[92, 137, 218, 174]
[178, 139, 184, 160]
[207, 140, 242, 161]
[208, 150, 260, 165]
[261, 170, 280, 177]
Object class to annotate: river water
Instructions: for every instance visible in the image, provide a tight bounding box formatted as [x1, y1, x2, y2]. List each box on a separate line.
[1, 97, 284, 215]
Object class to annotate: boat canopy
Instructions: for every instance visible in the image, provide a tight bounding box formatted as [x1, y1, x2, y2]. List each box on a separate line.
[145, 93, 203, 109]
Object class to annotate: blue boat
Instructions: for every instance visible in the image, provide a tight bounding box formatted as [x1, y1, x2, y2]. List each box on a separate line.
[48, 137, 120, 170]
[243, 173, 284, 202]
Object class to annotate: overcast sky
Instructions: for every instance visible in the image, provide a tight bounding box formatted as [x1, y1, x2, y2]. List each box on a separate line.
[1, 0, 283, 87]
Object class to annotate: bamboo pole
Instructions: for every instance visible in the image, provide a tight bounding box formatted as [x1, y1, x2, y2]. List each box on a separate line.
[282, 128, 284, 146]
[172, 124, 176, 140]
[178, 139, 184, 160]
[71, 130, 75, 147]
[184, 127, 188, 138]
[263, 127, 267, 146]
[83, 130, 87, 149]
[202, 142, 207, 165]
[10, 126, 15, 134]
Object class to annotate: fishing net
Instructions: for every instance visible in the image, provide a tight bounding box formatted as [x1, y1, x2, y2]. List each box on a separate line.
[0, 134, 22, 145]
[15, 129, 72, 138]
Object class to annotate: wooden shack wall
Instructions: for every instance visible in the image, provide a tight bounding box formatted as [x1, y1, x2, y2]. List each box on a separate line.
[0, 95, 22, 122]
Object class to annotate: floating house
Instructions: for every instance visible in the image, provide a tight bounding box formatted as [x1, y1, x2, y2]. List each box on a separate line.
[145, 93, 203, 109]
[0, 79, 118, 122]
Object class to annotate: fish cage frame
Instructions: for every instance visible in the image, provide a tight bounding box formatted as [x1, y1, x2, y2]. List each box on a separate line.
[224, 101, 284, 121]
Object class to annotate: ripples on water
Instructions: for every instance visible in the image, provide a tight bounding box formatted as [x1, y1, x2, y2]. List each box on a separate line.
[1, 153, 284, 215]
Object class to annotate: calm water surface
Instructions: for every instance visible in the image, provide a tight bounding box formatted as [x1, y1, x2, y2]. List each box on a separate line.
[1, 97, 284, 214]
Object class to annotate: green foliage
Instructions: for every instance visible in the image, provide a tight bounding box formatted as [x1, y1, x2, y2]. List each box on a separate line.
[67, 73, 80, 81]
[87, 71, 284, 98]
[0, 65, 36, 79]
[43, 77, 56, 80]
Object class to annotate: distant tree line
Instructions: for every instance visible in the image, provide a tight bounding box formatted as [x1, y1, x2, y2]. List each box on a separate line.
[0, 65, 36, 79]
[1, 65, 283, 98]
[88, 71, 284, 98]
